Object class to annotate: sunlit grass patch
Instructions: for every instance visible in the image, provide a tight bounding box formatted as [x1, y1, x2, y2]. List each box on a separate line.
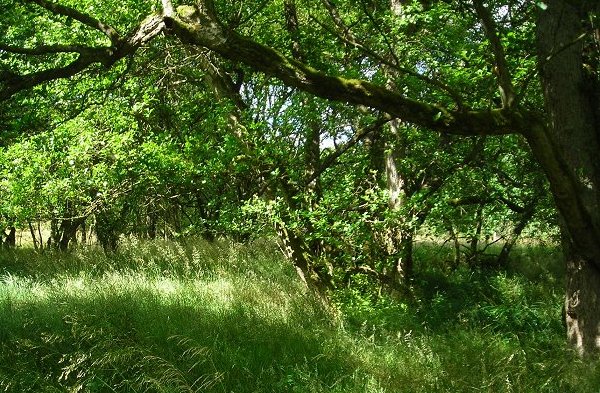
[0, 239, 362, 392]
[0, 239, 599, 392]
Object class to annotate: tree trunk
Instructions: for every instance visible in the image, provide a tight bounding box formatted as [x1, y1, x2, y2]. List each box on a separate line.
[384, 119, 414, 285]
[468, 204, 484, 266]
[80, 220, 87, 245]
[535, 0, 600, 355]
[496, 200, 537, 267]
[275, 221, 332, 304]
[390, 231, 414, 285]
[58, 217, 86, 251]
[564, 241, 600, 356]
[3, 226, 15, 248]
[28, 222, 39, 251]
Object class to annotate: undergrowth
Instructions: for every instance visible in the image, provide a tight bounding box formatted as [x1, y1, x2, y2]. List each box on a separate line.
[0, 238, 598, 392]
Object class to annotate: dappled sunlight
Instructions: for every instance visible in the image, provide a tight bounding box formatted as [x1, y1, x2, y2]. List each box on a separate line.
[492, 273, 525, 303]
[0, 240, 599, 392]
[152, 276, 181, 297]
[55, 275, 88, 297]
[0, 272, 246, 318]
[0, 274, 48, 304]
[193, 278, 235, 311]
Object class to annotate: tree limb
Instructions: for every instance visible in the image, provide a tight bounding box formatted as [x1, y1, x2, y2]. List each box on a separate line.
[166, 3, 534, 137]
[3, 1, 540, 138]
[473, 0, 516, 108]
[162, 0, 174, 19]
[0, 14, 164, 101]
[1, 58, 91, 101]
[26, 0, 121, 43]
[311, 13, 465, 108]
[0, 43, 98, 55]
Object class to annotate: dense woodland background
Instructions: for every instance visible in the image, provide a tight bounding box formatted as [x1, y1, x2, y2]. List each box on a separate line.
[0, 0, 599, 390]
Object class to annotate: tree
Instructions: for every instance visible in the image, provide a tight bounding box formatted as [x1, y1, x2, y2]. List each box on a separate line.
[1, 0, 599, 355]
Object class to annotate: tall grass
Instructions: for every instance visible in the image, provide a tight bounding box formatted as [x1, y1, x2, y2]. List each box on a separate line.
[0, 239, 598, 392]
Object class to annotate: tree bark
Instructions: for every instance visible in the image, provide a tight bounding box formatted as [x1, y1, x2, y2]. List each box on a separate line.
[3, 226, 16, 248]
[28, 222, 39, 251]
[58, 217, 86, 251]
[384, 119, 414, 284]
[563, 241, 600, 356]
[536, 0, 600, 355]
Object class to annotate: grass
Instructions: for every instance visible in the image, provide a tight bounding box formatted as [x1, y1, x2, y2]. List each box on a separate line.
[0, 238, 598, 392]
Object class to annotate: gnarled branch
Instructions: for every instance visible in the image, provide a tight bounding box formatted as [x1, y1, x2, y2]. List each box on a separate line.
[165, 3, 533, 137]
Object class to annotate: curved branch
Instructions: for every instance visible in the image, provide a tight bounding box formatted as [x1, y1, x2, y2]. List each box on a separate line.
[166, 4, 533, 137]
[0, 57, 90, 100]
[26, 0, 121, 43]
[4, 1, 538, 138]
[0, 14, 164, 101]
[525, 125, 600, 268]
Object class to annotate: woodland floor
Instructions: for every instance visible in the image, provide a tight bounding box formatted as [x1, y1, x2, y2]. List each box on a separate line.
[0, 238, 599, 392]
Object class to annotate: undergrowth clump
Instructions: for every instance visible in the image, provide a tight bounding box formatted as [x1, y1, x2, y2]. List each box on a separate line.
[0, 239, 598, 392]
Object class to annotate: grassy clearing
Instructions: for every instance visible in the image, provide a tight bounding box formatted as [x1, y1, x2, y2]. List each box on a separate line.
[0, 238, 598, 392]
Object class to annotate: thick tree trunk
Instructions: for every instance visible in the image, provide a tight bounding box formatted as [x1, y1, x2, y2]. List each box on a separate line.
[564, 242, 600, 356]
[275, 222, 332, 303]
[58, 217, 86, 251]
[536, 0, 600, 355]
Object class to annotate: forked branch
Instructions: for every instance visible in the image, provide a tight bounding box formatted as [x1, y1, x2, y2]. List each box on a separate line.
[0, 14, 164, 101]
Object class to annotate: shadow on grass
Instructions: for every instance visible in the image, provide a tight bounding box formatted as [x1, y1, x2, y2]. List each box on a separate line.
[1, 242, 598, 392]
[406, 244, 566, 334]
[0, 274, 363, 393]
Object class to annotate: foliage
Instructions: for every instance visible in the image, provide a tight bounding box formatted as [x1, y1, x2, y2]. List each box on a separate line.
[1, 0, 598, 356]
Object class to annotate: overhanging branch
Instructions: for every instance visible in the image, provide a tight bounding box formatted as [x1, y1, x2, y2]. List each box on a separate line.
[3, 1, 539, 139]
[26, 0, 121, 43]
[0, 14, 164, 101]
[0, 43, 98, 55]
[166, 3, 531, 137]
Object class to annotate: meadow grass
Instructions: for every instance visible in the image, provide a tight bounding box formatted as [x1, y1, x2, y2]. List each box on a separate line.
[0, 238, 598, 392]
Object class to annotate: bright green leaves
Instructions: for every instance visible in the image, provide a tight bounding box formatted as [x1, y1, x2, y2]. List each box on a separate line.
[0, 0, 558, 272]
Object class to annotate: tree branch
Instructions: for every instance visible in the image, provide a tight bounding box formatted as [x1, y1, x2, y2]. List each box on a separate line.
[473, 0, 516, 108]
[0, 43, 98, 55]
[0, 14, 164, 101]
[4, 1, 539, 138]
[26, 0, 121, 44]
[311, 13, 465, 108]
[1, 58, 91, 101]
[162, 0, 174, 18]
[166, 3, 532, 137]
